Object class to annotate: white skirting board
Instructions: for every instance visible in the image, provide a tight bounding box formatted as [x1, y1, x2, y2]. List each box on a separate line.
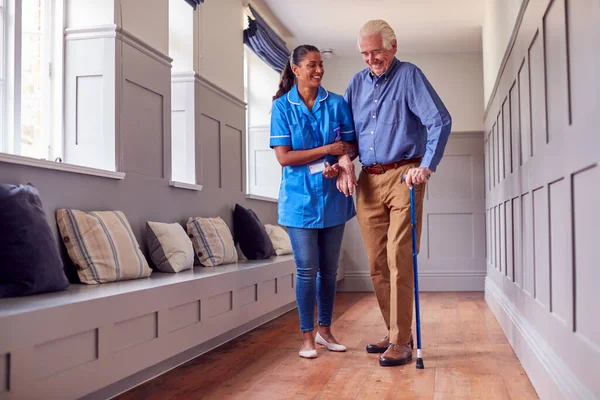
[485, 278, 595, 400]
[337, 271, 485, 292]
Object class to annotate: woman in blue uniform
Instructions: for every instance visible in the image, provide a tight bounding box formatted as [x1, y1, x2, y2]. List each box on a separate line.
[270, 45, 357, 359]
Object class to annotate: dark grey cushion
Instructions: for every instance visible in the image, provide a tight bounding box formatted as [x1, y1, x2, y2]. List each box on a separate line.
[0, 183, 69, 297]
[233, 204, 275, 260]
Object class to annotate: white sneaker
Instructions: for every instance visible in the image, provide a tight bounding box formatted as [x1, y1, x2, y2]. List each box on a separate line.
[299, 349, 318, 359]
[316, 332, 347, 352]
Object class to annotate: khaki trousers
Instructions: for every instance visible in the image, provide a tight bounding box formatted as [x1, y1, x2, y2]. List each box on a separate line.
[356, 163, 425, 345]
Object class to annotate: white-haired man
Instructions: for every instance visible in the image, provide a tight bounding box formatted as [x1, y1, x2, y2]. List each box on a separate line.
[338, 19, 451, 366]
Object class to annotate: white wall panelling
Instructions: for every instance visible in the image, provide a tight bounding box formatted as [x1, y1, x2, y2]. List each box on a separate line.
[247, 125, 281, 200]
[171, 72, 196, 184]
[64, 26, 118, 171]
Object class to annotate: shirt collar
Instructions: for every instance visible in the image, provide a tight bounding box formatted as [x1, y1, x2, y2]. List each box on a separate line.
[286, 85, 329, 108]
[368, 57, 400, 80]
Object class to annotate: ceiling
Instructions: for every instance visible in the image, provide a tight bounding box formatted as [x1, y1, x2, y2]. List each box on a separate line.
[260, 0, 484, 56]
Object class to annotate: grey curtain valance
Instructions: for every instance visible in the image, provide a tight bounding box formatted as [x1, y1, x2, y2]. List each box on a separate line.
[243, 5, 290, 74]
[184, 0, 203, 9]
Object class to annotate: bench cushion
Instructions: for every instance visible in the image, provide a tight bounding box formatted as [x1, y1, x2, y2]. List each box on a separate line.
[233, 204, 275, 260]
[265, 224, 293, 256]
[56, 209, 152, 284]
[186, 217, 238, 267]
[146, 221, 194, 273]
[0, 183, 69, 297]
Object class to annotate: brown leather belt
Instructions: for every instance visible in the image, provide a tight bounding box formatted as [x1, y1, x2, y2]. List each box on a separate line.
[361, 158, 422, 175]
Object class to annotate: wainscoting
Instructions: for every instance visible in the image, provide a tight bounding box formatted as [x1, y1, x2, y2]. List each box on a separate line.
[338, 131, 486, 292]
[484, 0, 599, 398]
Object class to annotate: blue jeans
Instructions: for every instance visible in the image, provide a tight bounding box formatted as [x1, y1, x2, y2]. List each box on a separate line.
[287, 224, 345, 333]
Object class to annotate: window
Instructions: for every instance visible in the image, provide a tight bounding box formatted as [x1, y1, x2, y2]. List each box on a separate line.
[244, 45, 282, 200]
[169, 0, 196, 186]
[1, 0, 63, 161]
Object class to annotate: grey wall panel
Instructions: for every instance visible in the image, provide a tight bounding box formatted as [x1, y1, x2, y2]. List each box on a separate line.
[33, 329, 98, 380]
[238, 284, 258, 307]
[533, 187, 550, 308]
[167, 301, 201, 333]
[544, 0, 571, 140]
[497, 112, 505, 181]
[548, 178, 570, 326]
[512, 196, 522, 287]
[207, 291, 233, 318]
[518, 58, 532, 163]
[427, 214, 474, 259]
[427, 155, 473, 201]
[198, 113, 221, 188]
[122, 80, 165, 178]
[522, 192, 534, 297]
[494, 123, 499, 184]
[528, 31, 547, 154]
[196, 76, 246, 194]
[261, 278, 277, 299]
[281, 273, 294, 292]
[509, 81, 521, 170]
[502, 98, 512, 176]
[113, 313, 158, 353]
[484, 0, 600, 397]
[573, 165, 599, 350]
[220, 125, 243, 192]
[120, 41, 170, 179]
[505, 200, 513, 279]
[0, 354, 7, 393]
[499, 202, 505, 275]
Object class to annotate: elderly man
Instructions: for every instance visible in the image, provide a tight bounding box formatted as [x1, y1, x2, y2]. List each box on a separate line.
[337, 19, 451, 367]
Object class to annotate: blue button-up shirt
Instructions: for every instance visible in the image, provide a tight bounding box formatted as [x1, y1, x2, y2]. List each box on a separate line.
[344, 58, 452, 171]
[270, 85, 356, 229]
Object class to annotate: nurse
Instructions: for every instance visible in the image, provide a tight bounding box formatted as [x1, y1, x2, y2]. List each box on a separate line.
[270, 44, 357, 359]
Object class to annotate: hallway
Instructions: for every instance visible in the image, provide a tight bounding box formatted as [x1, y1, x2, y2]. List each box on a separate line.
[116, 293, 538, 399]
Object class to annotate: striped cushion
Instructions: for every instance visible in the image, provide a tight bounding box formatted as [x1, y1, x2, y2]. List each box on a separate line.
[56, 209, 152, 284]
[186, 217, 237, 267]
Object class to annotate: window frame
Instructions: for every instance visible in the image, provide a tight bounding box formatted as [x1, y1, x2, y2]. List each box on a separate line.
[1, 0, 64, 161]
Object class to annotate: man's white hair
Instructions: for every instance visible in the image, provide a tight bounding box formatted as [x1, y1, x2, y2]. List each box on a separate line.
[358, 19, 397, 50]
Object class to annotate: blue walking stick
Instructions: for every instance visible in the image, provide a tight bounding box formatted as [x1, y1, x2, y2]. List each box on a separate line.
[401, 173, 425, 369]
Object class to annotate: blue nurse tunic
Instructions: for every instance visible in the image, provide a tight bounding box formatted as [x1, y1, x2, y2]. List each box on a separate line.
[270, 85, 356, 229]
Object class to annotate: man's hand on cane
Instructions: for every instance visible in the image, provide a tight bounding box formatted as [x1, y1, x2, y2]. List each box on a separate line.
[403, 166, 432, 188]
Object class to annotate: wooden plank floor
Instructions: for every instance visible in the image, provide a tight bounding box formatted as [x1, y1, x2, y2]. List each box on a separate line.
[115, 292, 539, 399]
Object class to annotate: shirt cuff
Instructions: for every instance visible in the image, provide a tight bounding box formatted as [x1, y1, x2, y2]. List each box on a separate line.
[420, 153, 435, 172]
[270, 136, 292, 148]
[340, 130, 355, 142]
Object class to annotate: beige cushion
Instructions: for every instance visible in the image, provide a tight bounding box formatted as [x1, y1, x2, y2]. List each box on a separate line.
[146, 221, 194, 273]
[186, 217, 238, 267]
[56, 210, 152, 284]
[265, 224, 293, 255]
